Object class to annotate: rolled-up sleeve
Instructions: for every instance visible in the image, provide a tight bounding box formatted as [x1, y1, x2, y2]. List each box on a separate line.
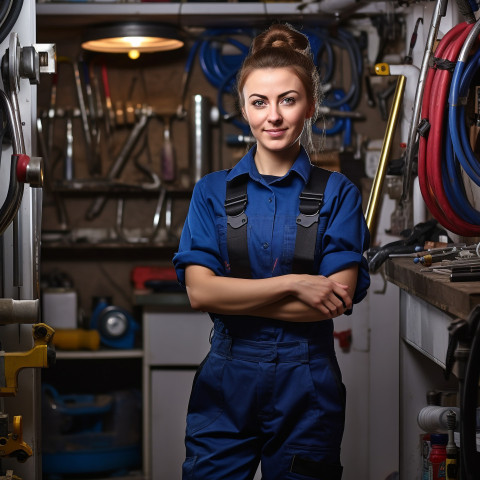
[319, 173, 370, 304]
[173, 176, 226, 287]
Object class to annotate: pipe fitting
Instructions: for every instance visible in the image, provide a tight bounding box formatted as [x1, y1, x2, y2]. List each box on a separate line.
[16, 154, 44, 188]
[0, 299, 39, 325]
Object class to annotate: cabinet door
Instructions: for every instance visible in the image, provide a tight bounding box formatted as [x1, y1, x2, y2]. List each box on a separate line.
[145, 312, 212, 366]
[151, 369, 195, 479]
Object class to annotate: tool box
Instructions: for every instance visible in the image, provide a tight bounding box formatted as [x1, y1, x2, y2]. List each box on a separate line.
[42, 385, 141, 477]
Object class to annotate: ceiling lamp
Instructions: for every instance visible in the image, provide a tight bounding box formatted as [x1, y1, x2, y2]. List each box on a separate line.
[81, 23, 184, 59]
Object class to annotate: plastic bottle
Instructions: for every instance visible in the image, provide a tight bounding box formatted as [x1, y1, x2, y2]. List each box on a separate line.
[422, 433, 431, 480]
[429, 433, 448, 479]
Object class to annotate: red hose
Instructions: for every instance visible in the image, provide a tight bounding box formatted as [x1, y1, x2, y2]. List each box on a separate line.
[418, 22, 480, 236]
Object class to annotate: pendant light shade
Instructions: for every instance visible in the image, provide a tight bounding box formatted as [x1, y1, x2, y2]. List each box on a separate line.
[81, 22, 185, 57]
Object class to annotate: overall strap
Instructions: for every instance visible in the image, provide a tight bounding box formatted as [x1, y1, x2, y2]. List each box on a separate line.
[225, 173, 251, 278]
[225, 167, 332, 278]
[292, 166, 332, 274]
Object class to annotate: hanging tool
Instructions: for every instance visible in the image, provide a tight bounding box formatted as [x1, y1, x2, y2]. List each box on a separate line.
[404, 17, 423, 65]
[397, 0, 448, 230]
[80, 57, 99, 145]
[64, 111, 74, 181]
[0, 323, 55, 397]
[46, 70, 58, 158]
[161, 115, 176, 183]
[73, 58, 95, 172]
[101, 62, 115, 136]
[36, 117, 69, 230]
[85, 106, 153, 220]
[150, 187, 167, 242]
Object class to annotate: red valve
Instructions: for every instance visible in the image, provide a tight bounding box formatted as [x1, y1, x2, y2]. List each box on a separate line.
[334, 329, 352, 351]
[15, 154, 30, 183]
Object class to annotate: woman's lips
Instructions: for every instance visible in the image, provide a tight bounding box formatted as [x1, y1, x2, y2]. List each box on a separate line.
[264, 128, 287, 137]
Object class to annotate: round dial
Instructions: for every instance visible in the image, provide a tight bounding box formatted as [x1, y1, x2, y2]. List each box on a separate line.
[99, 309, 129, 338]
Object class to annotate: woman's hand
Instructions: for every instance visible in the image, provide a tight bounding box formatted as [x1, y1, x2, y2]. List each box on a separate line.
[289, 274, 352, 318]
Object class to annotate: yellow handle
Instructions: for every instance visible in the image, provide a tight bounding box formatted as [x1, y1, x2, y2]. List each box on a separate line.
[53, 329, 100, 351]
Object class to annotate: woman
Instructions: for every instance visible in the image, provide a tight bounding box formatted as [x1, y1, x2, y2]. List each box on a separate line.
[173, 23, 370, 480]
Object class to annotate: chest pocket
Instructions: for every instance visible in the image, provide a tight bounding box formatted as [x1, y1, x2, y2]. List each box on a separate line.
[225, 167, 332, 278]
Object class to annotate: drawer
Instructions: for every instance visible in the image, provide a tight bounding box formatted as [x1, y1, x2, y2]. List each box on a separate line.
[144, 312, 212, 365]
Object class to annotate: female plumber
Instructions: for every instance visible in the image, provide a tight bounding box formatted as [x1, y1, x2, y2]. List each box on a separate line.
[173, 23, 370, 480]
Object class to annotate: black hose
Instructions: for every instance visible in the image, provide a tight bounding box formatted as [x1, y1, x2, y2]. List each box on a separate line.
[0, 0, 23, 45]
[456, 0, 476, 24]
[461, 305, 480, 480]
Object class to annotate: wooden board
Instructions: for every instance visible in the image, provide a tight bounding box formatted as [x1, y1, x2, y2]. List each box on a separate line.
[385, 257, 480, 321]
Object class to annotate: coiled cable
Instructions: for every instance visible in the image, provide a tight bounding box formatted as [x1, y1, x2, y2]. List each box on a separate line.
[418, 21, 480, 236]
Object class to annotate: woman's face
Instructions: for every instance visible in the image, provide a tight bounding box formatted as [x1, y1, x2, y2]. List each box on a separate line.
[241, 67, 314, 156]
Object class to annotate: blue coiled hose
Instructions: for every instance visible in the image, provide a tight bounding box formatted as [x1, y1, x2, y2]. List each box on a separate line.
[447, 37, 480, 222]
[449, 45, 480, 184]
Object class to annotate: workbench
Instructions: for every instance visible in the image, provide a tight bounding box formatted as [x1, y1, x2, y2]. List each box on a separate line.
[384, 257, 478, 479]
[385, 257, 480, 321]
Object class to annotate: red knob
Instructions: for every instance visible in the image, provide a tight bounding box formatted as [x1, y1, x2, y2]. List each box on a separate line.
[15, 154, 30, 183]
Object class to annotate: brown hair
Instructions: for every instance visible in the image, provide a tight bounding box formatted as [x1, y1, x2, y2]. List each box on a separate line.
[236, 23, 321, 152]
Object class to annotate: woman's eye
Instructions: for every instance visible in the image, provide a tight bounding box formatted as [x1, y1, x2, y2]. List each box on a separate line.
[282, 97, 295, 105]
[252, 100, 265, 107]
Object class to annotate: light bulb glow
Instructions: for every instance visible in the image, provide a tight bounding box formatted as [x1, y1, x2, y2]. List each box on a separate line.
[124, 36, 144, 48]
[128, 49, 141, 60]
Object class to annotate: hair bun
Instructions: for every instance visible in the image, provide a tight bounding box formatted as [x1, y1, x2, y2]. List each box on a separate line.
[251, 24, 309, 55]
[271, 39, 289, 49]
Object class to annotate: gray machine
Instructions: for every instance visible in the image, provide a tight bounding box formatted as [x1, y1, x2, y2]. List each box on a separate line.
[0, 1, 56, 478]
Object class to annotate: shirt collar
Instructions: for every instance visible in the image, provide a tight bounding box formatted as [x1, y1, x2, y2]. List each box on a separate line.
[226, 145, 312, 183]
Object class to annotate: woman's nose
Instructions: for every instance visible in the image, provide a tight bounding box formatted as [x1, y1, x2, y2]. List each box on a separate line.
[267, 105, 282, 123]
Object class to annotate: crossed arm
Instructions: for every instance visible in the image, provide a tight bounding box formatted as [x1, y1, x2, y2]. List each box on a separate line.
[184, 264, 358, 322]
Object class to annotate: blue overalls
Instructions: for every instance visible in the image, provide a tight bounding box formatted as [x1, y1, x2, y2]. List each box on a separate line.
[173, 146, 370, 479]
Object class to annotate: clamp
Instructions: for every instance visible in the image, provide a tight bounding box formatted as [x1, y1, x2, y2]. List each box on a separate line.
[0, 323, 55, 397]
[0, 414, 32, 463]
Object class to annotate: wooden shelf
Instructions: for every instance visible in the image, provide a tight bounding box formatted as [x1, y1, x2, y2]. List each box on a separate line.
[55, 348, 144, 360]
[50, 179, 192, 196]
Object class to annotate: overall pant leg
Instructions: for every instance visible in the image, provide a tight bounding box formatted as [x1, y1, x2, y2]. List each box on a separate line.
[182, 332, 345, 480]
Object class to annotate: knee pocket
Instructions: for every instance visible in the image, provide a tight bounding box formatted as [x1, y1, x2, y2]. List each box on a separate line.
[285, 447, 343, 480]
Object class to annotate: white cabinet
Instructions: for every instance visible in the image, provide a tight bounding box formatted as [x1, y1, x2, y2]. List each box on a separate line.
[151, 369, 196, 479]
[143, 309, 212, 478]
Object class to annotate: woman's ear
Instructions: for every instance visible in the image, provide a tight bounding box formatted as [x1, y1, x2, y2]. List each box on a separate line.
[306, 103, 316, 119]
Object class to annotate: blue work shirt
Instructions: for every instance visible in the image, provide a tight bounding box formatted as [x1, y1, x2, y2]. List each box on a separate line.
[173, 146, 370, 341]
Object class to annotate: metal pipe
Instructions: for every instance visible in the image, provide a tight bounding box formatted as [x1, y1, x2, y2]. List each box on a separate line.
[0, 89, 20, 155]
[365, 73, 406, 238]
[457, 19, 480, 64]
[0, 89, 25, 236]
[400, 0, 448, 207]
[189, 94, 212, 185]
[0, 299, 38, 324]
